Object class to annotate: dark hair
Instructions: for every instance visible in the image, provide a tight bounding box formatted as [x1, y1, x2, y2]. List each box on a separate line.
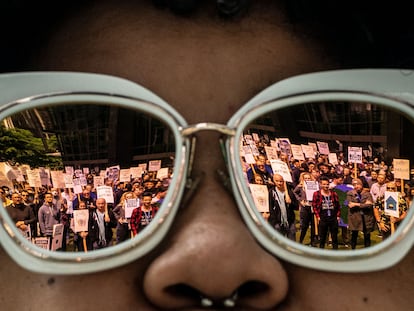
[319, 176, 330, 183]
[142, 192, 153, 198]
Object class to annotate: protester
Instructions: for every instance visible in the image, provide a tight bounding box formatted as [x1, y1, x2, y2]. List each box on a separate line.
[312, 176, 341, 249]
[346, 178, 375, 249]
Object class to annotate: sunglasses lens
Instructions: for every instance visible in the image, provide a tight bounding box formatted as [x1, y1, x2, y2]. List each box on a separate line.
[239, 98, 413, 251]
[1, 99, 176, 253]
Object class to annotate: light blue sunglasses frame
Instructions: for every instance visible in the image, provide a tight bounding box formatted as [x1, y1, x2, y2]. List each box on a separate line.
[0, 69, 413, 274]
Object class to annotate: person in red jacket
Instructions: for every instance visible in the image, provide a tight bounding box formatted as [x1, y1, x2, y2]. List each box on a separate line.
[130, 192, 158, 236]
[312, 176, 341, 249]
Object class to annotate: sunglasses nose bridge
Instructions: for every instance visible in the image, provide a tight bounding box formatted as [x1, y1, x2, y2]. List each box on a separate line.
[180, 122, 236, 137]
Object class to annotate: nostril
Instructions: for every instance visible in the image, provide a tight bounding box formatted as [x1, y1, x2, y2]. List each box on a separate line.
[164, 283, 200, 304]
[238, 280, 270, 298]
[163, 281, 272, 308]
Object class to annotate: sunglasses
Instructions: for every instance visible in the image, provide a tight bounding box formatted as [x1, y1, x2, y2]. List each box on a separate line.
[0, 69, 413, 275]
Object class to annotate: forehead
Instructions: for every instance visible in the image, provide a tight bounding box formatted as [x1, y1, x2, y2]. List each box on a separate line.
[31, 1, 334, 124]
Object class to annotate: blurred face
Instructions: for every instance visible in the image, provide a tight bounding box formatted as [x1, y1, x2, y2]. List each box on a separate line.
[371, 171, 378, 180]
[254, 175, 264, 184]
[377, 174, 386, 184]
[1, 1, 413, 311]
[142, 196, 152, 207]
[273, 174, 285, 191]
[352, 180, 363, 192]
[11, 193, 21, 205]
[96, 198, 106, 212]
[320, 180, 330, 191]
[303, 174, 312, 182]
[44, 193, 53, 203]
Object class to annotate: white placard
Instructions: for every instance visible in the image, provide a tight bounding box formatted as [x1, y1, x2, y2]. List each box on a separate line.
[243, 146, 256, 164]
[328, 153, 339, 165]
[119, 168, 131, 182]
[393, 159, 410, 180]
[125, 198, 139, 218]
[130, 166, 143, 179]
[27, 169, 42, 188]
[301, 144, 315, 159]
[148, 160, 162, 172]
[270, 159, 293, 183]
[348, 146, 363, 164]
[317, 141, 330, 155]
[64, 173, 74, 189]
[264, 146, 278, 161]
[73, 209, 89, 232]
[34, 237, 50, 250]
[249, 184, 269, 213]
[156, 167, 169, 180]
[96, 185, 114, 204]
[93, 176, 105, 188]
[304, 180, 319, 201]
[50, 170, 65, 189]
[291, 144, 305, 161]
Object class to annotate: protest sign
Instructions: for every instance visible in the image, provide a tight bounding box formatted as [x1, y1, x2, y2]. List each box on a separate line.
[348, 146, 363, 164]
[125, 198, 139, 218]
[249, 184, 269, 212]
[96, 185, 114, 204]
[51, 224, 64, 251]
[384, 191, 399, 218]
[393, 159, 410, 180]
[270, 159, 292, 183]
[73, 209, 89, 232]
[304, 181, 319, 201]
[317, 141, 330, 155]
[34, 237, 50, 250]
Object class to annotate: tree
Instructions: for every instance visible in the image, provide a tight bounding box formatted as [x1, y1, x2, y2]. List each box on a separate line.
[0, 126, 62, 169]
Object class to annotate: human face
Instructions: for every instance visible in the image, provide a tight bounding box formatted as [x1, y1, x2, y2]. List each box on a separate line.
[44, 194, 53, 203]
[352, 180, 363, 192]
[11, 193, 21, 205]
[320, 180, 330, 192]
[1, 2, 413, 311]
[273, 174, 285, 191]
[96, 198, 106, 212]
[377, 174, 386, 185]
[142, 196, 152, 208]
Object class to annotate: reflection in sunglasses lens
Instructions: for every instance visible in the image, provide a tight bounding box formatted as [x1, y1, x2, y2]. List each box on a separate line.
[1, 101, 176, 254]
[241, 100, 413, 251]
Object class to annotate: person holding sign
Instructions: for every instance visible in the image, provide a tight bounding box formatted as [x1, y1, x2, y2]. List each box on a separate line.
[293, 172, 318, 246]
[312, 176, 341, 249]
[113, 192, 135, 243]
[346, 179, 375, 249]
[130, 193, 159, 236]
[73, 201, 93, 252]
[268, 174, 298, 241]
[89, 198, 116, 249]
[374, 181, 408, 241]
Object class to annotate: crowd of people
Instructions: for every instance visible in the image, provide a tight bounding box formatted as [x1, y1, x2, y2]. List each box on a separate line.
[243, 136, 413, 249]
[1, 172, 171, 252]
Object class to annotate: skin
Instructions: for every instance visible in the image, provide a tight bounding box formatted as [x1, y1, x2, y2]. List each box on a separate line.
[0, 1, 413, 310]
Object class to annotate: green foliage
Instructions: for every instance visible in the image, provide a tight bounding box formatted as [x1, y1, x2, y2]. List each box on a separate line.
[0, 126, 62, 169]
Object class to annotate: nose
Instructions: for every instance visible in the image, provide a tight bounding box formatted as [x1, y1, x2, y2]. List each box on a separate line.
[143, 135, 289, 310]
